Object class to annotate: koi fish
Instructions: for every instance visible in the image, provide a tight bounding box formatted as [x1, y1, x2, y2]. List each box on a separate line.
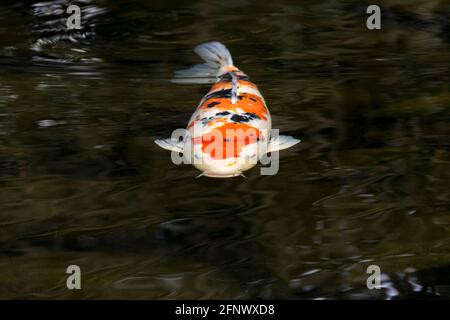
[155, 41, 300, 178]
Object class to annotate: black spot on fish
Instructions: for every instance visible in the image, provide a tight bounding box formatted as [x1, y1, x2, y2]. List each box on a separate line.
[249, 97, 257, 102]
[230, 114, 251, 123]
[204, 89, 231, 100]
[201, 116, 218, 125]
[207, 101, 221, 108]
[218, 72, 249, 82]
[244, 112, 260, 119]
[216, 111, 230, 116]
[219, 73, 232, 81]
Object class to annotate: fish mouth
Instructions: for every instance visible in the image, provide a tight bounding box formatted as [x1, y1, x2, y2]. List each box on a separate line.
[197, 172, 243, 178]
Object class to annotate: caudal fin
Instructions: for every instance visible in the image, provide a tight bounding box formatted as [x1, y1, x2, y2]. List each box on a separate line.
[172, 41, 234, 84]
[194, 42, 233, 70]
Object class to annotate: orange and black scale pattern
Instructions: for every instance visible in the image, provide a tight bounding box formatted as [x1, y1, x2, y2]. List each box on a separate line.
[188, 67, 270, 159]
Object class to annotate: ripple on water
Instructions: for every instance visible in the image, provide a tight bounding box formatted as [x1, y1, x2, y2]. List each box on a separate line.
[30, 0, 107, 65]
[0, 0, 449, 299]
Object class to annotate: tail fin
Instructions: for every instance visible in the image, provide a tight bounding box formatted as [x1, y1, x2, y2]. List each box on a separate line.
[194, 42, 233, 70]
[172, 41, 234, 84]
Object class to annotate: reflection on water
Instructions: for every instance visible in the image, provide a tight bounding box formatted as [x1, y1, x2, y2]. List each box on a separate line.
[0, 0, 449, 299]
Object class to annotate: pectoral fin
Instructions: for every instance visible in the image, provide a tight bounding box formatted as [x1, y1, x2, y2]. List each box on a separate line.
[268, 135, 300, 152]
[154, 138, 184, 152]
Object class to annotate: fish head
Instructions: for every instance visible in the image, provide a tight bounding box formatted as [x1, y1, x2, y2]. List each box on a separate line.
[190, 124, 268, 178]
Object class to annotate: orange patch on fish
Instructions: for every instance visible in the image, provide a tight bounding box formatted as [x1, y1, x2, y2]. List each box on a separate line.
[200, 123, 260, 159]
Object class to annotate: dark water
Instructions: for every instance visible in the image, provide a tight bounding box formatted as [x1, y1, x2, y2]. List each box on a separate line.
[0, 0, 449, 299]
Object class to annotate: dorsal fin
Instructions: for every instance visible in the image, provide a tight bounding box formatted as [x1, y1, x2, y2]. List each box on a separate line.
[231, 72, 238, 104]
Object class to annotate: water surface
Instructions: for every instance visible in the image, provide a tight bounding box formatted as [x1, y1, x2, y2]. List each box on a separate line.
[0, 0, 449, 299]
